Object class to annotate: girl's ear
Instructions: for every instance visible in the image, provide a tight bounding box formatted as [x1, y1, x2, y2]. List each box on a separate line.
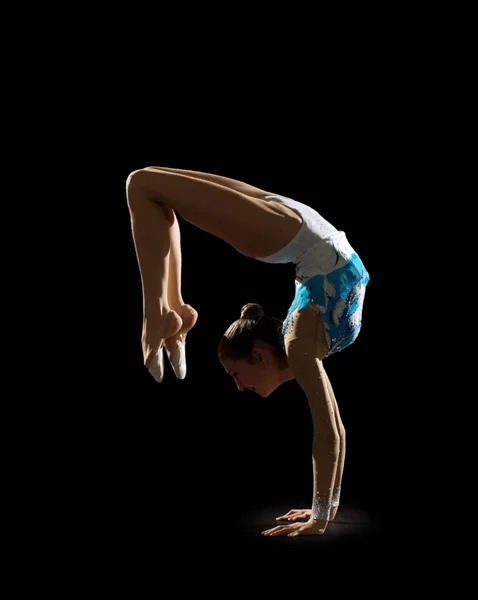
[251, 347, 262, 362]
[255, 349, 267, 365]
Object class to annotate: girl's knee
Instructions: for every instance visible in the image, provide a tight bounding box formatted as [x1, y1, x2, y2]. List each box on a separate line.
[126, 169, 145, 194]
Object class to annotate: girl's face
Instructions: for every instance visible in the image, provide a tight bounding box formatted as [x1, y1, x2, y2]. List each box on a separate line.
[221, 347, 287, 398]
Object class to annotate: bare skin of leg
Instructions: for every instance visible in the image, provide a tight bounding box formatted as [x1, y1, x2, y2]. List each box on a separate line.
[161, 206, 198, 356]
[152, 167, 301, 230]
[156, 167, 274, 351]
[146, 166, 272, 198]
[133, 167, 302, 256]
[126, 167, 302, 373]
[126, 189, 181, 370]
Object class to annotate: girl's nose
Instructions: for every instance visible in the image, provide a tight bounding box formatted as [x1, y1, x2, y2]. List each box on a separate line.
[235, 377, 247, 392]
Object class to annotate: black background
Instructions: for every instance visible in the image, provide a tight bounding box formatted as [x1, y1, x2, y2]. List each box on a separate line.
[21, 35, 456, 581]
[73, 89, 423, 559]
[101, 140, 403, 555]
[38, 92, 441, 581]
[7, 10, 469, 591]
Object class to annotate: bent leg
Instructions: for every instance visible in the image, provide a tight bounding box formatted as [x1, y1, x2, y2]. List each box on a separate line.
[126, 178, 184, 377]
[162, 206, 183, 310]
[163, 206, 198, 374]
[146, 166, 271, 199]
[126, 166, 301, 380]
[127, 167, 301, 258]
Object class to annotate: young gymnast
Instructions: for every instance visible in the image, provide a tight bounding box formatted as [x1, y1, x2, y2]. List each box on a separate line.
[126, 167, 370, 536]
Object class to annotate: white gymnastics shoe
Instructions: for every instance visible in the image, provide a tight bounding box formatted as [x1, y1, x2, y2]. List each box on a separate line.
[167, 334, 187, 380]
[148, 345, 165, 383]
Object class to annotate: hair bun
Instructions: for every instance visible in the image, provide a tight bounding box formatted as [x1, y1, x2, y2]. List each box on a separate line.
[240, 303, 264, 321]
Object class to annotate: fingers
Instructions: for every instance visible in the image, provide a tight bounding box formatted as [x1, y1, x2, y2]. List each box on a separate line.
[262, 523, 326, 537]
[276, 514, 291, 521]
[276, 509, 299, 520]
[276, 509, 308, 522]
[262, 524, 302, 537]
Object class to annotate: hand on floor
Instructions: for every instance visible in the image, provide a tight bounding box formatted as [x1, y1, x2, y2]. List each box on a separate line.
[276, 508, 312, 523]
[262, 518, 328, 537]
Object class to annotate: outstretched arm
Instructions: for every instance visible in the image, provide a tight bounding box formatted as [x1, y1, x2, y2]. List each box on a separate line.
[262, 348, 339, 537]
[262, 307, 339, 537]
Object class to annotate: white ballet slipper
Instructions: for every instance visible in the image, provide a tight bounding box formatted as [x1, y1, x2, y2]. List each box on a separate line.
[168, 336, 187, 380]
[148, 346, 165, 383]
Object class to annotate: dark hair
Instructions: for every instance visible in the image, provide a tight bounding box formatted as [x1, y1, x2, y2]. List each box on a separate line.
[217, 303, 287, 365]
